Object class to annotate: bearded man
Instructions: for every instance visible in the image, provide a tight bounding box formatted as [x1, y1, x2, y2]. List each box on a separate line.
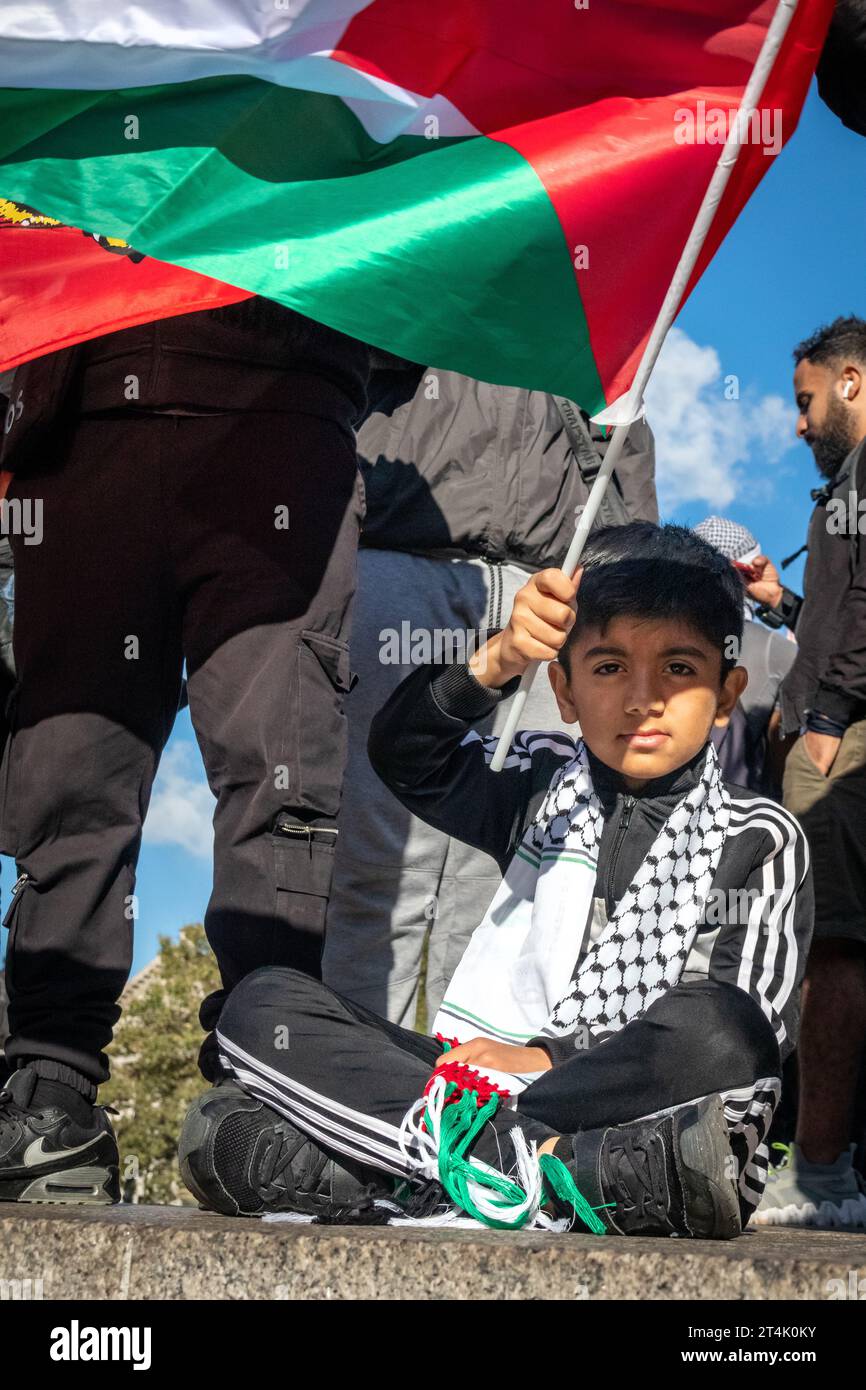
[752, 316, 866, 1230]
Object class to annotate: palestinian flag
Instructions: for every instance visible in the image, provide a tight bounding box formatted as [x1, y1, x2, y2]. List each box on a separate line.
[0, 0, 834, 415]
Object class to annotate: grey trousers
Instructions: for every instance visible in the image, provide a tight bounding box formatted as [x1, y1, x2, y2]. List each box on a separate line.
[322, 549, 576, 1026]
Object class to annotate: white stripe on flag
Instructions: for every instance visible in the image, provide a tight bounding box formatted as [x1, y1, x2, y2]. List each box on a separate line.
[0, 3, 479, 139]
[0, 0, 370, 52]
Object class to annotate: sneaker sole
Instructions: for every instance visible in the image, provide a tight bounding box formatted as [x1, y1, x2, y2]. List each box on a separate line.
[752, 1192, 866, 1230]
[677, 1095, 742, 1240]
[0, 1164, 120, 1205]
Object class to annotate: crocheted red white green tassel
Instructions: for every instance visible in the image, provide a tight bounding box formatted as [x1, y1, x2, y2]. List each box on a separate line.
[399, 1046, 608, 1234]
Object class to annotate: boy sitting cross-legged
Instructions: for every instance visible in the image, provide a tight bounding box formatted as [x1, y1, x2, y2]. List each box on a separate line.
[179, 523, 813, 1237]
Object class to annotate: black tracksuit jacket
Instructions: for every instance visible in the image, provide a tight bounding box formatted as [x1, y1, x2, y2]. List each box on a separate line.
[368, 660, 814, 1066]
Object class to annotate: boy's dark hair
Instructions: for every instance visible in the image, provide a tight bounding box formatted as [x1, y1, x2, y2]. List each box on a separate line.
[793, 315, 866, 369]
[557, 521, 743, 678]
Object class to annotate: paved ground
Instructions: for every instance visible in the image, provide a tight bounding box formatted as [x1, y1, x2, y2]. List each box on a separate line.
[2, 1203, 866, 1299]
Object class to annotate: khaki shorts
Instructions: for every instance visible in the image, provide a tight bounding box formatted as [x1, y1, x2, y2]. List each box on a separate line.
[783, 718, 866, 944]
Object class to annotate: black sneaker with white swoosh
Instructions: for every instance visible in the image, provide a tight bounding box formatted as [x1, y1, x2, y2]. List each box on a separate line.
[0, 1066, 120, 1203]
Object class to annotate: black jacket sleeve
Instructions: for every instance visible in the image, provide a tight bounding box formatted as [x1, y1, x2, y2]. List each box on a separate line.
[367, 660, 576, 874]
[707, 817, 813, 1064]
[814, 531, 866, 725]
[527, 1024, 608, 1068]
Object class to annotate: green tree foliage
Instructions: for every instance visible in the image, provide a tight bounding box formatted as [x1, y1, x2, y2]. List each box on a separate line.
[102, 923, 220, 1205]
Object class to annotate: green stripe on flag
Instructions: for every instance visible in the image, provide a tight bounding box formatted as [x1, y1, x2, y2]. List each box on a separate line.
[0, 79, 605, 409]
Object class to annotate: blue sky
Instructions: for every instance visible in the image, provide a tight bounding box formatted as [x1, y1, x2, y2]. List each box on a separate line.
[659, 78, 866, 573]
[1, 77, 864, 979]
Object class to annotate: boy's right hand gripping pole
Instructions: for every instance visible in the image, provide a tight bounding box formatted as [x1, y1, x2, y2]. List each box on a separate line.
[488, 421, 631, 773]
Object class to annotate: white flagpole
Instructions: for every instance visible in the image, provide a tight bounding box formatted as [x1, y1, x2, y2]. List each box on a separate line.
[490, 0, 800, 771]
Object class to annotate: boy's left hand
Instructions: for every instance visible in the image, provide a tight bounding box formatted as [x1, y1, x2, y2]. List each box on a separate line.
[435, 1037, 552, 1074]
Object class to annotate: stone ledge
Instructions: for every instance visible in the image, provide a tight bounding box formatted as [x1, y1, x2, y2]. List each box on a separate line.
[2, 1204, 866, 1300]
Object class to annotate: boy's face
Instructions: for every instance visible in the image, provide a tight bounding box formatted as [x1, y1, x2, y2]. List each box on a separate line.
[548, 615, 747, 789]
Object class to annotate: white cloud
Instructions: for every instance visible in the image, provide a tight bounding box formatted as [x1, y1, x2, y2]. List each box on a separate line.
[143, 741, 213, 859]
[644, 327, 797, 515]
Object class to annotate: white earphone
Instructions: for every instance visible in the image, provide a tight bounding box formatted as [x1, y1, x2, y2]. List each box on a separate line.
[843, 381, 854, 399]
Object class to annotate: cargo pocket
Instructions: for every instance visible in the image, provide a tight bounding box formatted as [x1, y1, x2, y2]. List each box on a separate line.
[294, 629, 356, 818]
[272, 811, 339, 973]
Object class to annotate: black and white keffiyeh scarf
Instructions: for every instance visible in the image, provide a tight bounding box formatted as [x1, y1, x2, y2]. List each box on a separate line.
[433, 739, 730, 1097]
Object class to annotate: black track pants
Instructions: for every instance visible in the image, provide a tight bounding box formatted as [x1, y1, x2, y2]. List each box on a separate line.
[217, 967, 782, 1220]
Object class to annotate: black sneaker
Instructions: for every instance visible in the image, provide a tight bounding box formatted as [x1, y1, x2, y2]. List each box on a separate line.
[0, 1067, 120, 1204]
[563, 1094, 741, 1239]
[178, 1082, 394, 1217]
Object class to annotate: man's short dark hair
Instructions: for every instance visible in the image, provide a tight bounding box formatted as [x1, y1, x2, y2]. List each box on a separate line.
[558, 522, 743, 678]
[793, 316, 866, 369]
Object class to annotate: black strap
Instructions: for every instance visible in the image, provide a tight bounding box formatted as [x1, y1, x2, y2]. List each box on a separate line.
[780, 543, 808, 570]
[552, 396, 632, 529]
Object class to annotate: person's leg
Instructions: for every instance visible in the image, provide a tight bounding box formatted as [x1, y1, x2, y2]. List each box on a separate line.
[519, 979, 782, 1228]
[423, 845, 501, 1025]
[784, 724, 866, 1155]
[797, 939, 866, 1162]
[166, 412, 364, 1078]
[187, 970, 753, 1235]
[0, 416, 182, 1089]
[213, 965, 551, 1181]
[179, 963, 559, 1214]
[755, 937, 866, 1228]
[770, 721, 866, 1226]
[322, 550, 454, 1025]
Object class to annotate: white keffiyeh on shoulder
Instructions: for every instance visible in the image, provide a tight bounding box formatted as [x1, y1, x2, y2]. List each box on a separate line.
[432, 740, 730, 1098]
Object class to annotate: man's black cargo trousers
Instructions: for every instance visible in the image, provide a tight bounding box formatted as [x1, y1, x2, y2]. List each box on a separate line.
[0, 304, 367, 1088]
